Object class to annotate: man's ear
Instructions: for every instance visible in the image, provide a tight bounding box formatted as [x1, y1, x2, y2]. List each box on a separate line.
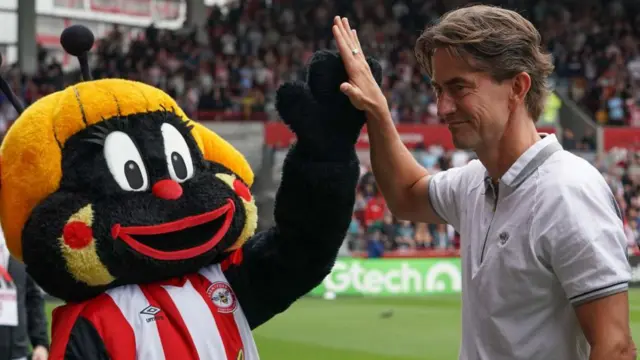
[511, 71, 532, 105]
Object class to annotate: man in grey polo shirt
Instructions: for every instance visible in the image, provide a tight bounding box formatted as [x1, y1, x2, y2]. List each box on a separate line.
[330, 4, 636, 360]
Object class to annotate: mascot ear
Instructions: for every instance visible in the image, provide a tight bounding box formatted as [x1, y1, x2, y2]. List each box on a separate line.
[189, 121, 254, 187]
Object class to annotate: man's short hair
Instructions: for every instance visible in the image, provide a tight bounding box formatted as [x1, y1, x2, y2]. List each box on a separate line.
[415, 5, 555, 121]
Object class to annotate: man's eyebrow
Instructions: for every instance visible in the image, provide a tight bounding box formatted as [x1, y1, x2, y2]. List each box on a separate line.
[431, 77, 472, 87]
[446, 77, 472, 86]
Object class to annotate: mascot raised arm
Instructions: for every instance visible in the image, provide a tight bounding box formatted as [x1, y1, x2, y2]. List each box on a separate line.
[0, 25, 382, 359]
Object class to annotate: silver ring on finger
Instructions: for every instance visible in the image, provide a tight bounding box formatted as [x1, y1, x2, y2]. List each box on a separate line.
[351, 48, 360, 55]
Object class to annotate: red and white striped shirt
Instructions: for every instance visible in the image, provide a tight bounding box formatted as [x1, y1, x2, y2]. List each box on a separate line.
[50, 263, 259, 360]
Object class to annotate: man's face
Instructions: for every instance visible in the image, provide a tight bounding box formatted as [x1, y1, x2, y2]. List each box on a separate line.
[430, 48, 513, 150]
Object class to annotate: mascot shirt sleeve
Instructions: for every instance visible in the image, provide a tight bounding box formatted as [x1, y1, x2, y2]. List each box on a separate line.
[49, 261, 256, 360]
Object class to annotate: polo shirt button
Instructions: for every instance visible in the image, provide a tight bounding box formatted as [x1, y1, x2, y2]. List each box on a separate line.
[499, 232, 510, 245]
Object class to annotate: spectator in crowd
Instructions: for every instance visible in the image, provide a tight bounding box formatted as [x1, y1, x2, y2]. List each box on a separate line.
[413, 223, 433, 248]
[4, 0, 640, 126]
[0, 229, 49, 360]
[366, 228, 385, 258]
[347, 148, 460, 255]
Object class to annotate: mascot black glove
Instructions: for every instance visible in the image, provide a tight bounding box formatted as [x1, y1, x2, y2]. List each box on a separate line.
[276, 50, 383, 162]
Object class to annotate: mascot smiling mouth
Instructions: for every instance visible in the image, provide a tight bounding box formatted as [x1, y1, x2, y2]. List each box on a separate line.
[111, 199, 236, 261]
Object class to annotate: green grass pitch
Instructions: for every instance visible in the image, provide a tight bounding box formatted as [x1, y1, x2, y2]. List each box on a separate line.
[45, 290, 640, 359]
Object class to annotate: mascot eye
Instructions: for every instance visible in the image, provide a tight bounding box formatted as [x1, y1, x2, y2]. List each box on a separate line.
[103, 131, 149, 191]
[161, 123, 194, 182]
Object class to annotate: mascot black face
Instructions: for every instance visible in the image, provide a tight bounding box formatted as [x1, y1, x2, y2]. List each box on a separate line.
[22, 110, 254, 302]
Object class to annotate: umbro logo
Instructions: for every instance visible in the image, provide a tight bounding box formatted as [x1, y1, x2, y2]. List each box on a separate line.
[140, 305, 164, 323]
[140, 305, 161, 316]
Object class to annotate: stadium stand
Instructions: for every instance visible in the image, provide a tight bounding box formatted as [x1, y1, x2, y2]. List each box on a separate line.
[1, 0, 640, 258]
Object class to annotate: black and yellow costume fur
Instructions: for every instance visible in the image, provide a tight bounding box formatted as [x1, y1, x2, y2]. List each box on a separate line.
[0, 25, 382, 358]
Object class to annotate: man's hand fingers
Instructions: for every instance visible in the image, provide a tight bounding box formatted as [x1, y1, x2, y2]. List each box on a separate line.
[334, 16, 370, 79]
[340, 17, 359, 57]
[332, 22, 352, 62]
[351, 29, 362, 52]
[331, 15, 379, 112]
[336, 16, 354, 49]
[334, 17, 357, 57]
[340, 17, 365, 61]
[342, 17, 354, 42]
[351, 29, 369, 71]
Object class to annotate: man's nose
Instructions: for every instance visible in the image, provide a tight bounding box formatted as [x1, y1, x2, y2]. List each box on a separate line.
[437, 93, 456, 118]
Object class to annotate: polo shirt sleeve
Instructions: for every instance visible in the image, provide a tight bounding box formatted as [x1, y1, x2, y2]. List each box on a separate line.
[535, 177, 631, 307]
[428, 164, 470, 230]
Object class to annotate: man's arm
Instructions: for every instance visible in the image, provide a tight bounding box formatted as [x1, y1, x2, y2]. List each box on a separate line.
[365, 106, 471, 229]
[25, 274, 49, 352]
[365, 107, 440, 223]
[575, 292, 636, 360]
[536, 174, 633, 360]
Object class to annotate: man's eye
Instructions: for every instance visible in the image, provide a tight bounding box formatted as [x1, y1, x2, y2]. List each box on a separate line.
[452, 84, 466, 92]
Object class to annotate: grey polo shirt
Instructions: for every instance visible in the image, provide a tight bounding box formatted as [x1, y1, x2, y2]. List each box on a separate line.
[428, 134, 631, 360]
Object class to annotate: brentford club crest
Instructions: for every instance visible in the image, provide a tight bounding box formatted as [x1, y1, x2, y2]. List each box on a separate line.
[206, 282, 237, 313]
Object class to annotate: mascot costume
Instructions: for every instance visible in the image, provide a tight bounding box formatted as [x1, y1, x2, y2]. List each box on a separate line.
[0, 25, 382, 359]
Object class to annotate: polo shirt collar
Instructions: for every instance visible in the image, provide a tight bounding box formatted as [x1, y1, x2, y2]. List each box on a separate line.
[484, 133, 563, 189]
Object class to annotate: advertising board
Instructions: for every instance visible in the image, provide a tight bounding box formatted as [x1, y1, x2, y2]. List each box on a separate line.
[309, 258, 462, 297]
[603, 127, 640, 151]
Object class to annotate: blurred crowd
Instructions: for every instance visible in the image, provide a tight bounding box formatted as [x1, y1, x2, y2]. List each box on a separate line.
[2, 0, 640, 127]
[599, 148, 640, 253]
[544, 0, 640, 127]
[347, 146, 469, 257]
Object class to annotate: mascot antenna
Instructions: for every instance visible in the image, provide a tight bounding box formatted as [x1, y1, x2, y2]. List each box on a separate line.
[60, 24, 95, 81]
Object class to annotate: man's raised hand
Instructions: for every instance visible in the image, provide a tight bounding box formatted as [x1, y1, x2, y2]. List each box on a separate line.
[332, 16, 387, 114]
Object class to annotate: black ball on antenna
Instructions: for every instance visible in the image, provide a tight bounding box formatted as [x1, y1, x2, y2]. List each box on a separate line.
[60, 25, 95, 57]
